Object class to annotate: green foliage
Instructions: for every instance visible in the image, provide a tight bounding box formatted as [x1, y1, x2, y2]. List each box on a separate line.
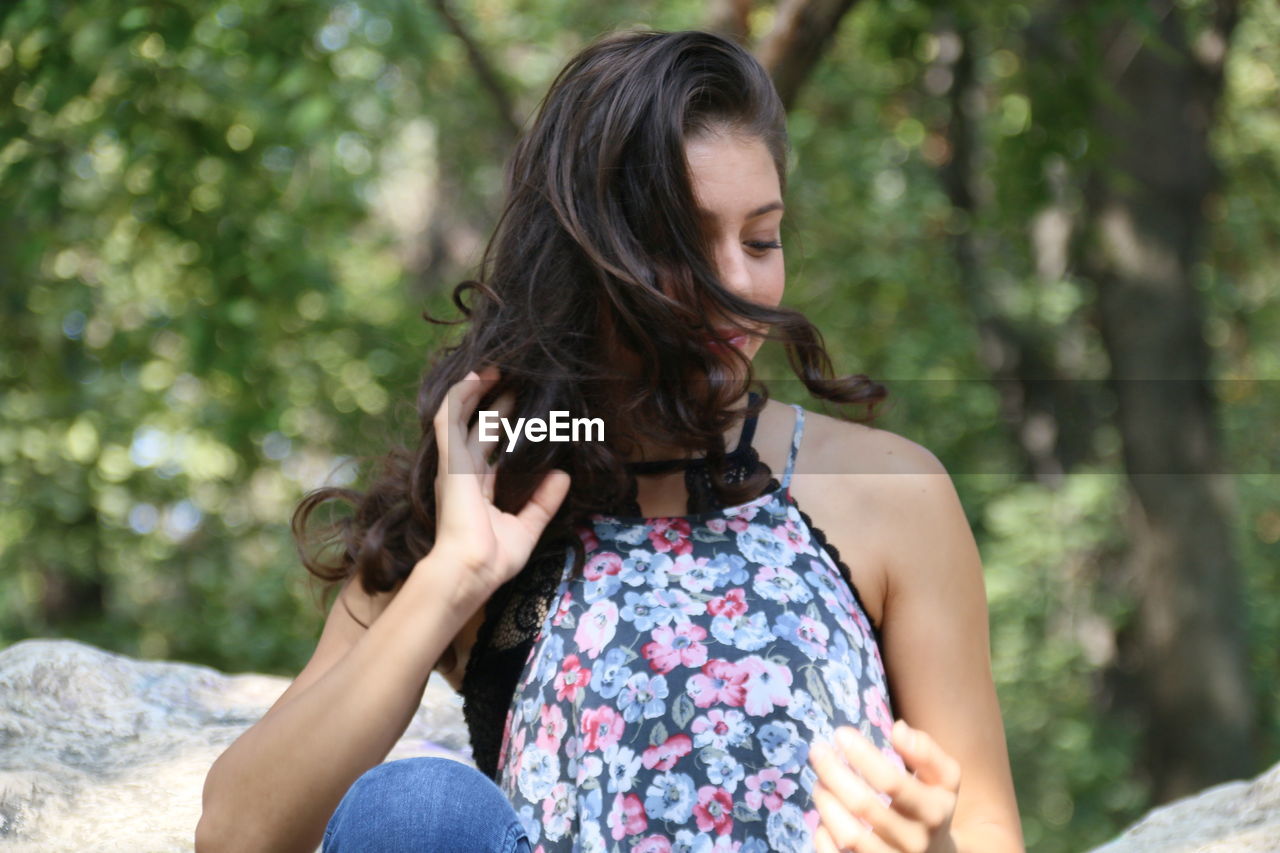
[2, 1, 1277, 851]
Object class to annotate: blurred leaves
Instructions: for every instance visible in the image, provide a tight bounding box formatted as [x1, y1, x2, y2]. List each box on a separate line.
[1, 0, 1278, 851]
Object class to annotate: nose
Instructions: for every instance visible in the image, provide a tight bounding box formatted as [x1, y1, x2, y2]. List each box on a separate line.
[715, 240, 752, 297]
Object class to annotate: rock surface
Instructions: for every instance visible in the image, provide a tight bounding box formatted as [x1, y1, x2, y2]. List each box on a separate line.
[2, 638, 1277, 852]
[1086, 761, 1280, 853]
[0, 638, 472, 853]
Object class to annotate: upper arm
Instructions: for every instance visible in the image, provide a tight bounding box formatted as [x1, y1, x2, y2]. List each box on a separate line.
[871, 435, 1023, 844]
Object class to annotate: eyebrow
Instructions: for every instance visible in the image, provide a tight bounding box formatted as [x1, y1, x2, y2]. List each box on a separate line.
[695, 201, 785, 223]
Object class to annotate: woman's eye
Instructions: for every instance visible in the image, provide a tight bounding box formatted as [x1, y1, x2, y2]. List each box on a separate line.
[745, 240, 783, 252]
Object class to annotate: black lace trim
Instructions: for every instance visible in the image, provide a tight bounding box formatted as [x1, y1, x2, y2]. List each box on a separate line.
[459, 544, 567, 780]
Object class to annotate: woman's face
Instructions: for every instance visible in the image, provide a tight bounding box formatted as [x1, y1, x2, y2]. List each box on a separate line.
[684, 130, 786, 364]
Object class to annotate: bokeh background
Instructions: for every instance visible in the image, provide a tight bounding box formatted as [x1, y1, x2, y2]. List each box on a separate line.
[1, 1, 1277, 850]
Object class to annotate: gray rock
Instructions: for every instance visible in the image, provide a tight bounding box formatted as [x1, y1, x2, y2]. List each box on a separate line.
[1087, 761, 1280, 852]
[4, 638, 1276, 852]
[0, 638, 472, 852]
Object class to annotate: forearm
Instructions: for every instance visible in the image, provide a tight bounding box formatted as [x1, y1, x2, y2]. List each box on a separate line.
[950, 821, 1026, 853]
[197, 552, 479, 853]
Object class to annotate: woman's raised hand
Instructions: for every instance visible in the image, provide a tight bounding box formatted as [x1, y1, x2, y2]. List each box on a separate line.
[426, 365, 572, 604]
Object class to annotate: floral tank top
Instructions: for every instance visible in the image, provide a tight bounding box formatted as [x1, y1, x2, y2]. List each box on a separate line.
[495, 404, 903, 853]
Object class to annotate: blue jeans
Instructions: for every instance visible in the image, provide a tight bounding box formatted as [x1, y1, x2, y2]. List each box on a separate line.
[323, 757, 532, 852]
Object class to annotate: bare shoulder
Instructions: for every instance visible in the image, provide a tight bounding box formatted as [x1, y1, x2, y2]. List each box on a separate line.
[782, 405, 956, 626]
[798, 406, 946, 477]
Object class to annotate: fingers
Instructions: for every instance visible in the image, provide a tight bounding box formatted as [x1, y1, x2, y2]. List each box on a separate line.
[812, 781, 895, 853]
[434, 366, 500, 477]
[517, 468, 572, 535]
[810, 738, 925, 852]
[474, 390, 517, 501]
[891, 720, 962, 793]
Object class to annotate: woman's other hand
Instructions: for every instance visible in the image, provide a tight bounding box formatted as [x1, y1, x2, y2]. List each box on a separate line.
[427, 365, 572, 604]
[809, 720, 962, 853]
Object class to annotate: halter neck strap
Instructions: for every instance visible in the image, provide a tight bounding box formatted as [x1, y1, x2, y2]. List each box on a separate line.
[624, 391, 761, 475]
[781, 404, 806, 489]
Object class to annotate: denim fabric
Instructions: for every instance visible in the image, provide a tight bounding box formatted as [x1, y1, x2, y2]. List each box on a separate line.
[323, 757, 531, 853]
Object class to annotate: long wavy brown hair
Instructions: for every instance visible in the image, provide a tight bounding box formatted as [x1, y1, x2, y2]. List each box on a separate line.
[292, 28, 886, 627]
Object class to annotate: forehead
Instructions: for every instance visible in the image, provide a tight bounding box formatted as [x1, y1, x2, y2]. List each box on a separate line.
[684, 133, 781, 220]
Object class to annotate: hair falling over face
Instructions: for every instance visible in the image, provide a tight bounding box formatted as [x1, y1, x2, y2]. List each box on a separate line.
[291, 28, 888, 603]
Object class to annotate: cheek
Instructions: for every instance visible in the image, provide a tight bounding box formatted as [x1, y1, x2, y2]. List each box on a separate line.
[756, 259, 785, 307]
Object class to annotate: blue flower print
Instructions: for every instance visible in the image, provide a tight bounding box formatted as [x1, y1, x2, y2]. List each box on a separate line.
[671, 829, 715, 853]
[533, 633, 565, 686]
[644, 771, 698, 823]
[736, 526, 795, 568]
[497, 412, 902, 850]
[772, 611, 831, 660]
[590, 647, 633, 700]
[603, 743, 642, 793]
[516, 803, 541, 846]
[517, 745, 560, 803]
[785, 687, 831, 735]
[617, 671, 669, 723]
[652, 586, 706, 622]
[702, 748, 746, 793]
[580, 785, 603, 822]
[705, 552, 750, 586]
[583, 570, 623, 604]
[619, 589, 673, 632]
[671, 555, 724, 594]
[766, 802, 811, 853]
[757, 720, 806, 771]
[621, 548, 673, 588]
[710, 610, 772, 651]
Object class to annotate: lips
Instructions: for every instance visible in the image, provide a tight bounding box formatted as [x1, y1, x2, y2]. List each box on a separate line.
[705, 330, 749, 351]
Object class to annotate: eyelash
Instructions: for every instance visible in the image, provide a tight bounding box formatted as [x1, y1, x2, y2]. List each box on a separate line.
[746, 240, 783, 252]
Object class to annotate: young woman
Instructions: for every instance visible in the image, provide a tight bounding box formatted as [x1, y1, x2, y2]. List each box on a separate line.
[198, 28, 1023, 853]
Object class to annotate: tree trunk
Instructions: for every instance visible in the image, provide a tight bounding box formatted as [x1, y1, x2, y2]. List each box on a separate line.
[1083, 0, 1255, 801]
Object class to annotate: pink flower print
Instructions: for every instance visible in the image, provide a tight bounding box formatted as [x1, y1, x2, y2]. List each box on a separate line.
[633, 836, 673, 853]
[608, 791, 648, 840]
[576, 753, 603, 786]
[773, 519, 809, 552]
[694, 785, 735, 835]
[551, 590, 573, 627]
[691, 708, 750, 750]
[727, 516, 751, 533]
[582, 705, 626, 753]
[864, 685, 892, 732]
[541, 781, 575, 841]
[641, 732, 693, 771]
[687, 659, 749, 709]
[804, 806, 821, 836]
[705, 517, 728, 534]
[577, 525, 600, 552]
[737, 655, 794, 716]
[642, 622, 709, 674]
[505, 723, 527, 779]
[554, 654, 592, 703]
[575, 599, 619, 659]
[744, 767, 797, 812]
[585, 550, 623, 581]
[708, 587, 747, 619]
[648, 517, 693, 556]
[536, 704, 567, 753]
